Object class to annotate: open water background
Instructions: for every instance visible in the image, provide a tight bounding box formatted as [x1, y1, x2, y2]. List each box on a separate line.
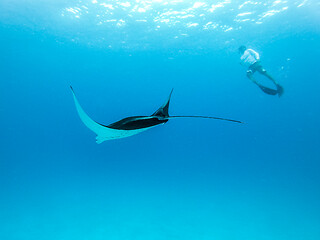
[0, 0, 320, 239]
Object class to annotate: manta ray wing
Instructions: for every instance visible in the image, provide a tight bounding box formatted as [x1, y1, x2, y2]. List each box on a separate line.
[70, 87, 157, 143]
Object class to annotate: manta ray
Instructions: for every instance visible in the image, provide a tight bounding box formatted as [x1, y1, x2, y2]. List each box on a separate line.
[70, 86, 242, 143]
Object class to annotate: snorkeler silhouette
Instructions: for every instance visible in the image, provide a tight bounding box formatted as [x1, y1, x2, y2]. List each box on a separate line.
[238, 46, 284, 97]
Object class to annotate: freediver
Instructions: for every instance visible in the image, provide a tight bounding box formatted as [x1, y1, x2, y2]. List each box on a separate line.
[238, 45, 284, 97]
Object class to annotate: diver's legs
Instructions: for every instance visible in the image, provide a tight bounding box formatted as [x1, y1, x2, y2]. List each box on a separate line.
[260, 70, 278, 85]
[247, 71, 258, 84]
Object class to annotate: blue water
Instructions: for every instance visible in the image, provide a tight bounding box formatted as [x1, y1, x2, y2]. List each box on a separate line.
[1, 0, 320, 239]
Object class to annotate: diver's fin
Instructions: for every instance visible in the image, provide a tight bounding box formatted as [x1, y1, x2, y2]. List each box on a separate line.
[168, 116, 243, 124]
[151, 89, 173, 118]
[256, 83, 278, 95]
[276, 84, 284, 97]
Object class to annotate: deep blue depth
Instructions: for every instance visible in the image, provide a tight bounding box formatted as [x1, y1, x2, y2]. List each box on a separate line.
[1, 1, 320, 239]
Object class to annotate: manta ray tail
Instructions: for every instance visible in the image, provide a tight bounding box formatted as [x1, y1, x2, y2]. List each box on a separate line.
[168, 115, 243, 124]
[151, 89, 173, 118]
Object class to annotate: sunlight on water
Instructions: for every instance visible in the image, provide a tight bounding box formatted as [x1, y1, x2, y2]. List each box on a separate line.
[0, 0, 315, 49]
[61, 0, 305, 29]
[0, 0, 317, 49]
[56, 0, 314, 48]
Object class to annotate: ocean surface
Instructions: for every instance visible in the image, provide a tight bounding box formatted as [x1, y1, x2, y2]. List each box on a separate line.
[1, 0, 320, 239]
